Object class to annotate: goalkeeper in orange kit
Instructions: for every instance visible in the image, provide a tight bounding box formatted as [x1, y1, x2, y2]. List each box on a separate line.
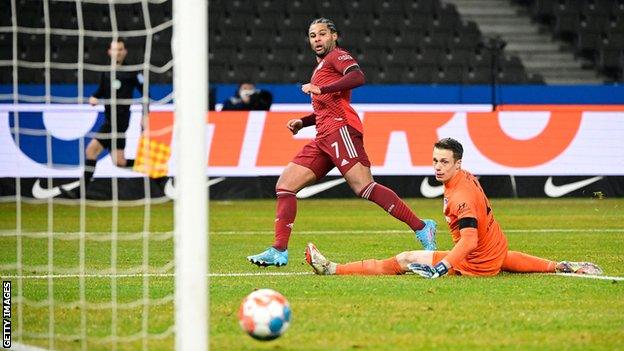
[305, 138, 603, 278]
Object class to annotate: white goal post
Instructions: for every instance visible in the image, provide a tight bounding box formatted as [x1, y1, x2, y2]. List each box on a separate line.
[172, 0, 208, 350]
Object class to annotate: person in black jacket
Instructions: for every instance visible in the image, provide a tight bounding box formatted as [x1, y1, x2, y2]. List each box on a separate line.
[222, 83, 272, 111]
[64, 38, 144, 198]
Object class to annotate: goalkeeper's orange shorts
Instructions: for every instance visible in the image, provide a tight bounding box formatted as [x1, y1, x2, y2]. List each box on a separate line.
[433, 249, 507, 276]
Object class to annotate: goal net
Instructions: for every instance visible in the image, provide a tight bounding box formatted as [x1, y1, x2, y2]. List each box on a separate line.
[0, 0, 207, 350]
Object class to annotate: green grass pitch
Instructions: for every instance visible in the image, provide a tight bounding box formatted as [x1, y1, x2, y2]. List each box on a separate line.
[1, 198, 623, 350]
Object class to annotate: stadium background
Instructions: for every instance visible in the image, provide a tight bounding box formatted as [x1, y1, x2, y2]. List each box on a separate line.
[0, 1, 623, 351]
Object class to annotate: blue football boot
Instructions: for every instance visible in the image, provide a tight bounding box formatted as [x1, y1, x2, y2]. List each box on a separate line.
[415, 219, 437, 251]
[247, 247, 289, 267]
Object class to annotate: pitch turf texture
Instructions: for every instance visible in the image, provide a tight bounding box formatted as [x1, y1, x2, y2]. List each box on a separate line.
[1, 198, 623, 350]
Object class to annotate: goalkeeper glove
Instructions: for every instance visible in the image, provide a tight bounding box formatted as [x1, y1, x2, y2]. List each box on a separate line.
[408, 261, 449, 279]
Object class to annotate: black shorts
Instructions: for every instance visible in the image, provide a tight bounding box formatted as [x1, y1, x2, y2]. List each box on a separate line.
[96, 107, 131, 150]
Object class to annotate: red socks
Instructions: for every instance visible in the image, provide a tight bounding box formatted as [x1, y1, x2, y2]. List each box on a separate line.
[272, 188, 297, 251]
[272, 182, 424, 250]
[359, 182, 425, 231]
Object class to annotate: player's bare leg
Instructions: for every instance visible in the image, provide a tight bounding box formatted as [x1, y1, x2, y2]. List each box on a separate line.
[83, 138, 104, 181]
[342, 162, 373, 194]
[276, 162, 317, 192]
[111, 149, 130, 167]
[85, 138, 104, 161]
[248, 163, 317, 267]
[59, 139, 103, 199]
[395, 250, 435, 270]
[344, 163, 437, 250]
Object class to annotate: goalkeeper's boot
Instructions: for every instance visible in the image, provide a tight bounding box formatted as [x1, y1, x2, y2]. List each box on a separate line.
[247, 247, 288, 267]
[415, 219, 437, 251]
[304, 243, 336, 275]
[556, 261, 603, 275]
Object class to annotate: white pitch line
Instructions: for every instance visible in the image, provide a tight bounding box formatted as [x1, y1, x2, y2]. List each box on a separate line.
[555, 273, 624, 281]
[5, 271, 623, 281]
[211, 272, 313, 277]
[211, 228, 624, 235]
[2, 271, 313, 280]
[10, 342, 49, 351]
[1, 228, 622, 237]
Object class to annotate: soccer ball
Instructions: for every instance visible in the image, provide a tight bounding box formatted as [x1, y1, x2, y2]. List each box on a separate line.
[238, 288, 292, 341]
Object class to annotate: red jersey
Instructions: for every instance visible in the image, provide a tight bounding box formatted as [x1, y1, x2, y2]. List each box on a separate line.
[443, 169, 508, 275]
[310, 47, 363, 139]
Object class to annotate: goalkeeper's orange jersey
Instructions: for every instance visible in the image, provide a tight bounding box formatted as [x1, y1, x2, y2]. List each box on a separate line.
[443, 169, 508, 275]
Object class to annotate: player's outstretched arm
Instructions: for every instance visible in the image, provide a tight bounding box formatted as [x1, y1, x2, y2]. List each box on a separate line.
[301, 69, 366, 96]
[317, 68, 365, 94]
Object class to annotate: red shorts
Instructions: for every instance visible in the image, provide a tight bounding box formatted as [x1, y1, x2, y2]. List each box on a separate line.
[292, 125, 371, 179]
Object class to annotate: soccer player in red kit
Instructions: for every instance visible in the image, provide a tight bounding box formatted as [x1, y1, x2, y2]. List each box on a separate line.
[305, 138, 603, 278]
[247, 18, 437, 267]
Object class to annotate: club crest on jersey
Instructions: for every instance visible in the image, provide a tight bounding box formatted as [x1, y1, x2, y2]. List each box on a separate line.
[457, 202, 469, 216]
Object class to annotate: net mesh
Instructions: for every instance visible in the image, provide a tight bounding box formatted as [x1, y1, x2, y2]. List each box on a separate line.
[0, 0, 176, 349]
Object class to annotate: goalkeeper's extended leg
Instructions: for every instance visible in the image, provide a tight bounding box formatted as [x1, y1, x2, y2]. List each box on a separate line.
[305, 243, 408, 276]
[501, 251, 556, 273]
[502, 251, 603, 275]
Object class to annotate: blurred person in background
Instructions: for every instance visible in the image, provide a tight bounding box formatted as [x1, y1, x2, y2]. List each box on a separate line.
[62, 38, 144, 199]
[222, 82, 272, 110]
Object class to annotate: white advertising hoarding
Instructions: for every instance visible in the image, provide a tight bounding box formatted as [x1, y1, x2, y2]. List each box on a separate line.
[0, 104, 622, 177]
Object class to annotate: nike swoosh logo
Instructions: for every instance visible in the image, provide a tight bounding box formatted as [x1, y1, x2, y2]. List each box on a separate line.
[164, 177, 226, 199]
[32, 179, 80, 199]
[544, 176, 603, 197]
[420, 177, 444, 198]
[297, 178, 347, 199]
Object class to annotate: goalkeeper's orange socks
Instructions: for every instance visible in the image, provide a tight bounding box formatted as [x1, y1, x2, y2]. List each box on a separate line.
[336, 257, 403, 275]
[272, 189, 297, 251]
[359, 182, 425, 230]
[501, 251, 556, 273]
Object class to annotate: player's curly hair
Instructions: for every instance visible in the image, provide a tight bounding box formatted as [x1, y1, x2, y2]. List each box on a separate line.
[309, 17, 338, 34]
[434, 138, 464, 160]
